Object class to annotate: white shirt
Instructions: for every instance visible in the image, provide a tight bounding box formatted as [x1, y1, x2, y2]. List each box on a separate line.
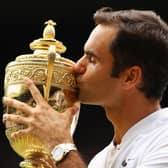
[88, 108, 168, 168]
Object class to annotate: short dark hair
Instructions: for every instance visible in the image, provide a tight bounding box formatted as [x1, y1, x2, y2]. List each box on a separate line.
[94, 7, 168, 99]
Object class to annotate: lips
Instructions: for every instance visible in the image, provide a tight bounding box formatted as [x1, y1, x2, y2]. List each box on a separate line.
[75, 81, 80, 88]
[75, 79, 81, 97]
[75, 76, 82, 87]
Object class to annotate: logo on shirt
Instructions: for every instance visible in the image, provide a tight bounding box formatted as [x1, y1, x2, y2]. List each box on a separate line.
[121, 158, 135, 167]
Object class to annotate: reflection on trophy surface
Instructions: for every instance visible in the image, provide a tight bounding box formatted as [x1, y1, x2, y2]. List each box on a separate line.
[4, 20, 79, 168]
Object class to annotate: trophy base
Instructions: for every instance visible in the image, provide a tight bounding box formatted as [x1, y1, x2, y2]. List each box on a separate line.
[6, 126, 56, 168]
[19, 156, 56, 168]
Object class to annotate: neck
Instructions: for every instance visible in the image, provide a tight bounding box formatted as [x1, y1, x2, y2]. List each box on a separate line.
[104, 95, 160, 145]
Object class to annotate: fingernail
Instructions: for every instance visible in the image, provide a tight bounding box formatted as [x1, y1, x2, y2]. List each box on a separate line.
[2, 97, 8, 103]
[24, 77, 30, 82]
[72, 106, 79, 115]
[2, 114, 7, 122]
[24, 77, 34, 86]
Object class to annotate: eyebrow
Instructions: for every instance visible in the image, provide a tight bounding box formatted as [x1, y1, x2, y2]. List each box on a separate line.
[84, 50, 98, 58]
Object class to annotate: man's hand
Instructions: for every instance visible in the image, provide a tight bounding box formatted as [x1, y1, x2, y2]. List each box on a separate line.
[3, 77, 80, 152]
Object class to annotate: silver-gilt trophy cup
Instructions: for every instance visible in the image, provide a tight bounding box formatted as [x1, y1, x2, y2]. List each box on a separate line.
[3, 20, 79, 168]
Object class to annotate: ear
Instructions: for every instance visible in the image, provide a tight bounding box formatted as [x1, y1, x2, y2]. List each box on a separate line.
[120, 66, 142, 90]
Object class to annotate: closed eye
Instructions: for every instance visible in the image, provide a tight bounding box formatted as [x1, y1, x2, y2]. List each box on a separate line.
[84, 50, 98, 64]
[89, 55, 96, 63]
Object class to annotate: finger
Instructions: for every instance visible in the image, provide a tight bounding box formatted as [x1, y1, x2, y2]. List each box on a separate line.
[3, 97, 33, 115]
[3, 114, 29, 125]
[62, 103, 80, 122]
[73, 102, 81, 115]
[24, 77, 45, 105]
[11, 127, 32, 139]
[66, 104, 80, 135]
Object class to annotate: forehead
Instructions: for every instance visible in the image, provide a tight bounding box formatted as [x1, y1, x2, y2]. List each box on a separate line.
[84, 24, 118, 55]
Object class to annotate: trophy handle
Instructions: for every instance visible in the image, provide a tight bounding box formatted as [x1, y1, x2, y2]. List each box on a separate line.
[44, 45, 56, 101]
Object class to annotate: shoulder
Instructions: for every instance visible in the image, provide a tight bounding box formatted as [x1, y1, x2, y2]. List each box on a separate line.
[138, 109, 168, 166]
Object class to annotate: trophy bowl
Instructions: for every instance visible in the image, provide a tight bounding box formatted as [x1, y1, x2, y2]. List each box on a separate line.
[3, 20, 79, 168]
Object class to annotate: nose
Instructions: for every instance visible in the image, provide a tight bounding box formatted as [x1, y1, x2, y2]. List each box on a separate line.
[73, 56, 87, 76]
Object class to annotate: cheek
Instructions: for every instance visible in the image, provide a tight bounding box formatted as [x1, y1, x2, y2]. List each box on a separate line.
[87, 72, 112, 91]
[82, 63, 113, 87]
[85, 64, 105, 79]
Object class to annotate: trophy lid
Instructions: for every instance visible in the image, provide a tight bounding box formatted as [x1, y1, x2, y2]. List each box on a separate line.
[4, 20, 77, 99]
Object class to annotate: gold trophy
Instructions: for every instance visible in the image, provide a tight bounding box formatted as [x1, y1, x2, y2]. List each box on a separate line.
[3, 20, 79, 168]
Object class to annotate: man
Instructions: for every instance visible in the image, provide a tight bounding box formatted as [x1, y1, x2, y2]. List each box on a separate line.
[3, 7, 168, 168]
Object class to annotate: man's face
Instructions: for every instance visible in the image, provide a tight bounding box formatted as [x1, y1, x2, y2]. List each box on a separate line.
[74, 24, 122, 106]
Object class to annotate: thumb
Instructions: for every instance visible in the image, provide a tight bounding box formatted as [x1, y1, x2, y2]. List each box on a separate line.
[62, 102, 80, 122]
